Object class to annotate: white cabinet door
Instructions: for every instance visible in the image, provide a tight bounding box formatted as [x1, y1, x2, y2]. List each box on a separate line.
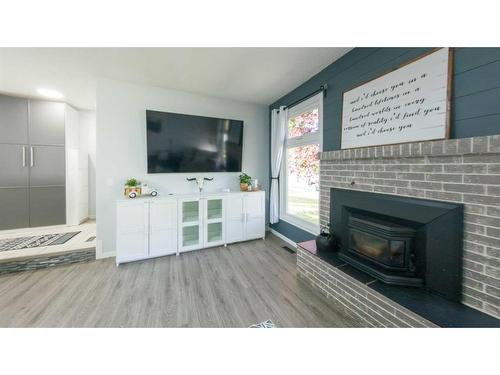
[179, 198, 203, 252]
[225, 195, 245, 244]
[203, 197, 225, 247]
[116, 201, 149, 263]
[244, 192, 265, 240]
[150, 200, 178, 257]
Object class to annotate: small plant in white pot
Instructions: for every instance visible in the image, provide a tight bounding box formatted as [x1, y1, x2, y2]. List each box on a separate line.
[124, 178, 142, 198]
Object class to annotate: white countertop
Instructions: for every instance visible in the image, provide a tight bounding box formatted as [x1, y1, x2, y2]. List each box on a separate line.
[116, 189, 264, 202]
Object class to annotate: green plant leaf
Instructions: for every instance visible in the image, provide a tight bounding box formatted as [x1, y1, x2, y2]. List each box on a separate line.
[239, 173, 251, 184]
[125, 178, 140, 187]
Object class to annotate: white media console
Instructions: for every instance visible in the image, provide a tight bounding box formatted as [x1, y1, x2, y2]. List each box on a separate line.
[115, 190, 265, 264]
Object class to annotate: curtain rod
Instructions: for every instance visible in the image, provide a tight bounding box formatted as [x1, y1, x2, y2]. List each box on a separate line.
[276, 84, 328, 112]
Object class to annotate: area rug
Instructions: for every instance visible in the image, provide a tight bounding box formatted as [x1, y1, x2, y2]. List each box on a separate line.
[0, 232, 81, 252]
[249, 320, 276, 328]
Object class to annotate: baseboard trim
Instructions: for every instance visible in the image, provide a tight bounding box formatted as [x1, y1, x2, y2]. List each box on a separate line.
[96, 251, 115, 260]
[269, 228, 297, 248]
[95, 240, 116, 260]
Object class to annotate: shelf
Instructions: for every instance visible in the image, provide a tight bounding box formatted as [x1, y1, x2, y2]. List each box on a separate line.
[207, 218, 223, 224]
[207, 211, 222, 220]
[207, 222, 222, 243]
[207, 199, 222, 220]
[182, 212, 199, 223]
[207, 234, 222, 243]
[182, 220, 200, 226]
[182, 201, 199, 223]
[182, 225, 199, 247]
[183, 238, 200, 247]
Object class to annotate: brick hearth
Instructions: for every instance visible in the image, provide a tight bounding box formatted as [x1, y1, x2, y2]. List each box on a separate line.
[296, 242, 437, 327]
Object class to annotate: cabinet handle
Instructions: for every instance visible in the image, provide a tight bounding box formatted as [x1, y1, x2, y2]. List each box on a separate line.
[30, 147, 34, 167]
[22, 146, 26, 167]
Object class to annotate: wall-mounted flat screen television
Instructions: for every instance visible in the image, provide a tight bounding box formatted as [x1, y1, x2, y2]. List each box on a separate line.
[146, 110, 244, 173]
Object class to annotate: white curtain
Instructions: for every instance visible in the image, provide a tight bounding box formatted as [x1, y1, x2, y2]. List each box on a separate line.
[270, 106, 288, 224]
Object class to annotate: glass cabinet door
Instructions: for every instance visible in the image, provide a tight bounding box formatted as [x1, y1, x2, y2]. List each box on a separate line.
[204, 198, 224, 246]
[180, 200, 201, 250]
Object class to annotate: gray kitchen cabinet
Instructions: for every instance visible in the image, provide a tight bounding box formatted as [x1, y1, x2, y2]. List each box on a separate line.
[0, 95, 28, 144]
[0, 94, 67, 230]
[28, 145, 65, 187]
[29, 187, 66, 227]
[29, 100, 65, 145]
[0, 103, 30, 229]
[0, 188, 30, 230]
[0, 143, 29, 187]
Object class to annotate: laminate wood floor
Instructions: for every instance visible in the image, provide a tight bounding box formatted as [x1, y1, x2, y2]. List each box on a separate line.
[0, 234, 361, 327]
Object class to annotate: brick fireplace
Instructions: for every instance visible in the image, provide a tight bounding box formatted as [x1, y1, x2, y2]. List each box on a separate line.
[297, 135, 500, 326]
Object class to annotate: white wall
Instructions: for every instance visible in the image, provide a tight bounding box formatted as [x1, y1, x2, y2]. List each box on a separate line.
[79, 110, 96, 218]
[96, 79, 269, 257]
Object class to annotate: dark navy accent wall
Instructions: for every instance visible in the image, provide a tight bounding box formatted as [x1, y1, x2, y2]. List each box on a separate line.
[269, 47, 500, 242]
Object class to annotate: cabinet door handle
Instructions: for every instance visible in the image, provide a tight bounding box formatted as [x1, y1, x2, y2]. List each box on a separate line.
[22, 146, 26, 167]
[30, 147, 34, 167]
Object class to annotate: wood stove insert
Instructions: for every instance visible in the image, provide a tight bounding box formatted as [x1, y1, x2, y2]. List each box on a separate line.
[342, 212, 422, 287]
[330, 188, 463, 302]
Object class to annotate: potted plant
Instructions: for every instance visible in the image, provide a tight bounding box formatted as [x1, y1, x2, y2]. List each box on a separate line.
[239, 173, 251, 191]
[124, 178, 142, 198]
[315, 224, 337, 252]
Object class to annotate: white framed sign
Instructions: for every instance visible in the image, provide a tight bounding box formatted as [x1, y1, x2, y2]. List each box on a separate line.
[341, 48, 452, 149]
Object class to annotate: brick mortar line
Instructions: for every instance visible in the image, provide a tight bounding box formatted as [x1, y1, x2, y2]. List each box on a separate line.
[463, 260, 500, 274]
[321, 175, 500, 180]
[464, 243, 500, 254]
[463, 283, 495, 295]
[315, 282, 383, 327]
[333, 275, 407, 321]
[320, 143, 500, 160]
[361, 285, 435, 326]
[298, 272, 375, 326]
[321, 186, 500, 209]
[321, 175, 500, 181]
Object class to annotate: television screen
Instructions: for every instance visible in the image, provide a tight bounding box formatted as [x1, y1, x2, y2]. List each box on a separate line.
[146, 110, 244, 173]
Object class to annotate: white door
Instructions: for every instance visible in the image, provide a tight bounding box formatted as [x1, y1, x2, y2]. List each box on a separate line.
[244, 193, 265, 240]
[203, 197, 225, 247]
[116, 201, 149, 263]
[150, 199, 178, 257]
[225, 195, 245, 244]
[179, 198, 203, 252]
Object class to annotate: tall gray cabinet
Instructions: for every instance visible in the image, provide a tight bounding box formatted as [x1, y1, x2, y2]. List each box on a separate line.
[0, 94, 66, 230]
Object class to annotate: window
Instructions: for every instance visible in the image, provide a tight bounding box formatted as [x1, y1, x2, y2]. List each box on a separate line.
[280, 92, 323, 234]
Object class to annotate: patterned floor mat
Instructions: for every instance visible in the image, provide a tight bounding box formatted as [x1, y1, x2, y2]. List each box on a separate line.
[0, 232, 81, 252]
[249, 320, 276, 328]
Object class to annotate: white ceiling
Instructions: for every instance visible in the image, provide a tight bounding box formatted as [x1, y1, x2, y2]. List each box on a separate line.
[0, 48, 351, 110]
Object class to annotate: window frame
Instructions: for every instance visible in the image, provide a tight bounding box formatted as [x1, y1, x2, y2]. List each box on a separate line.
[279, 92, 323, 235]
